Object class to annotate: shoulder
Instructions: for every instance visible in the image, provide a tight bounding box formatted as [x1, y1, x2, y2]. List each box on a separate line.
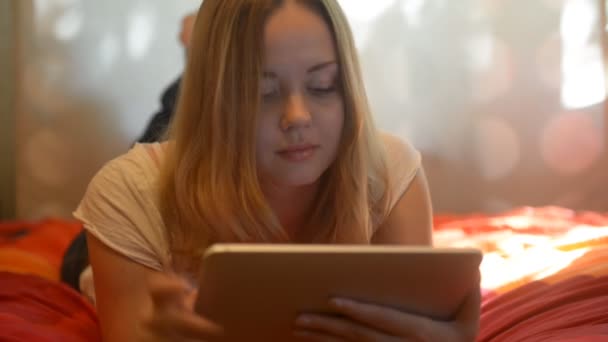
[372, 133, 432, 245]
[380, 132, 421, 168]
[379, 131, 422, 209]
[73, 143, 169, 270]
[92, 142, 167, 188]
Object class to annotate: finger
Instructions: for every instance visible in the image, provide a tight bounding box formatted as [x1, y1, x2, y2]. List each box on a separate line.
[293, 329, 346, 342]
[329, 298, 431, 339]
[295, 314, 398, 342]
[148, 273, 193, 311]
[457, 284, 481, 323]
[167, 312, 224, 340]
[184, 290, 199, 312]
[147, 310, 224, 340]
[454, 284, 481, 340]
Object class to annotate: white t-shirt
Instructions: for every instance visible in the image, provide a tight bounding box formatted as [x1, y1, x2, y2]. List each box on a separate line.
[74, 132, 421, 272]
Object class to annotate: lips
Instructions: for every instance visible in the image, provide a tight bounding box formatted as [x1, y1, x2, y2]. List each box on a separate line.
[276, 144, 319, 162]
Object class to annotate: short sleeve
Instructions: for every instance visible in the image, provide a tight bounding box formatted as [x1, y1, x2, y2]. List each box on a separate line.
[382, 133, 422, 211]
[73, 146, 169, 271]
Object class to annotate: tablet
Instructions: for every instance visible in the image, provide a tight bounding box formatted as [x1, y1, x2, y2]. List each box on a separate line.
[194, 244, 482, 341]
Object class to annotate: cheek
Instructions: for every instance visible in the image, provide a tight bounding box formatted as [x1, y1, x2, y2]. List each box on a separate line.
[255, 112, 276, 142]
[336, 104, 345, 132]
[255, 115, 279, 165]
[320, 100, 345, 137]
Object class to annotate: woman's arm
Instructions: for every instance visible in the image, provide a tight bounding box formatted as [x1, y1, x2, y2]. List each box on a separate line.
[372, 168, 433, 246]
[86, 233, 222, 342]
[86, 233, 154, 341]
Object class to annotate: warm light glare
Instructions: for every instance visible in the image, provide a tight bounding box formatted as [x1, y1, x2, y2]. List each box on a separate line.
[490, 216, 533, 230]
[560, 0, 595, 47]
[480, 247, 587, 290]
[561, 53, 606, 109]
[559, 0, 606, 109]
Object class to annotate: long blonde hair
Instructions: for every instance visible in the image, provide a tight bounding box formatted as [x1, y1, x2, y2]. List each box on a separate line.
[159, 0, 391, 273]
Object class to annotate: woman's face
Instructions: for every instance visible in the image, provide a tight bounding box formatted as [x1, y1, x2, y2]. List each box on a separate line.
[256, 1, 345, 188]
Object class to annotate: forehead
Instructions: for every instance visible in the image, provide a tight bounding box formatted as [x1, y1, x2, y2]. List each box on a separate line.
[263, 2, 337, 68]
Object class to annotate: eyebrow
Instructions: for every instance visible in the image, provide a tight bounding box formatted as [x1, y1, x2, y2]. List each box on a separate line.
[263, 61, 337, 78]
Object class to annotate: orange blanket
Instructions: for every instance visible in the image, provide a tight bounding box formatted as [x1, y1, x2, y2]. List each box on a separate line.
[0, 219, 82, 281]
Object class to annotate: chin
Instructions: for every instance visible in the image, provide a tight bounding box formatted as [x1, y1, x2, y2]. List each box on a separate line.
[284, 176, 321, 187]
[260, 161, 331, 188]
[280, 169, 325, 187]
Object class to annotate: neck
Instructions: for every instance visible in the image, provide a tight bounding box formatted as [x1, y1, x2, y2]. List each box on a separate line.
[261, 180, 319, 238]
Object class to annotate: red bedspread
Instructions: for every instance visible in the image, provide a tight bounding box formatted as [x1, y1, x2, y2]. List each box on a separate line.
[0, 272, 101, 342]
[434, 207, 608, 341]
[478, 275, 608, 341]
[0, 207, 607, 341]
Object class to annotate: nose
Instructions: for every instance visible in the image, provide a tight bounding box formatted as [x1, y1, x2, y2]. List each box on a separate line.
[280, 93, 311, 131]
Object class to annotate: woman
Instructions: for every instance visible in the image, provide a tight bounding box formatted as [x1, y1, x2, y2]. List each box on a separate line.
[75, 0, 480, 341]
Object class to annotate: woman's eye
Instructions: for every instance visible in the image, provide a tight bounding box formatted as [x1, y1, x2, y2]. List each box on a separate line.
[309, 86, 336, 96]
[261, 85, 280, 99]
[261, 78, 280, 100]
[262, 90, 280, 100]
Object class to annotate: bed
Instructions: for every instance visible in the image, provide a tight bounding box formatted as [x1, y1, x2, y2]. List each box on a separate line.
[434, 207, 608, 341]
[1, 206, 607, 341]
[0, 219, 100, 341]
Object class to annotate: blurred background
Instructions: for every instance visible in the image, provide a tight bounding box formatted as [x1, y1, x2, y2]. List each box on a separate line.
[1, 0, 607, 220]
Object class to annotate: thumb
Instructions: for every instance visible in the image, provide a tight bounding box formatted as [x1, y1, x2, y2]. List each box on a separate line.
[184, 289, 199, 312]
[148, 272, 193, 312]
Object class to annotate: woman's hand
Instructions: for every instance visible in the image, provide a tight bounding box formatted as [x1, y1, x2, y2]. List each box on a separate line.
[293, 286, 481, 342]
[137, 272, 224, 341]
